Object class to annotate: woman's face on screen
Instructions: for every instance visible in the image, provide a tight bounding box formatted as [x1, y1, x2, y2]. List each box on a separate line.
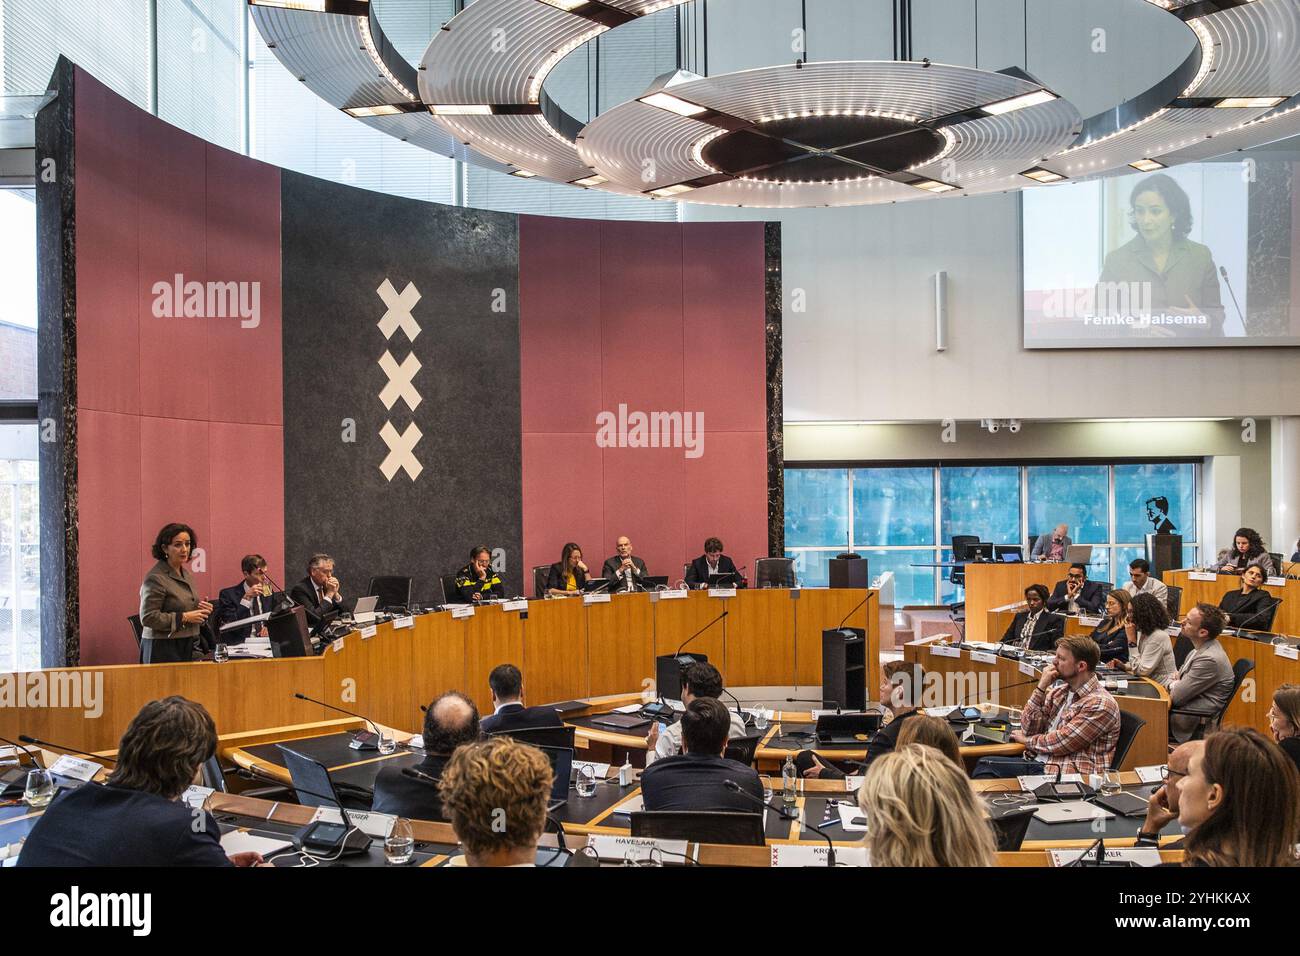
[1132, 190, 1173, 242]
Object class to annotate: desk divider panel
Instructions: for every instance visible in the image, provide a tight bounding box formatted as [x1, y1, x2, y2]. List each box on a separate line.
[521, 599, 590, 707]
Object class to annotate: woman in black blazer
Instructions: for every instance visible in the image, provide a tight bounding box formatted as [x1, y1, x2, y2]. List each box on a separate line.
[1000, 584, 1064, 651]
[1090, 589, 1131, 665]
[546, 542, 589, 597]
[1218, 564, 1277, 631]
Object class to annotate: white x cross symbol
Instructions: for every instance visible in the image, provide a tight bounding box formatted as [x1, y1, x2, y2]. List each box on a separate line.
[377, 279, 422, 342]
[379, 421, 423, 482]
[378, 350, 422, 411]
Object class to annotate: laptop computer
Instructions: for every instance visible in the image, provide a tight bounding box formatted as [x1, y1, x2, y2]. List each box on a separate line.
[582, 577, 610, 593]
[708, 571, 743, 588]
[1065, 544, 1093, 565]
[996, 545, 1023, 563]
[536, 745, 574, 811]
[590, 712, 652, 731]
[814, 712, 882, 745]
[351, 594, 379, 624]
[1034, 800, 1115, 824]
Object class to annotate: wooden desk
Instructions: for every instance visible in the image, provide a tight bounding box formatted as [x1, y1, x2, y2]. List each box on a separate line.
[963, 562, 1069, 642]
[903, 635, 1170, 769]
[1166, 569, 1299, 636]
[1, 588, 874, 754]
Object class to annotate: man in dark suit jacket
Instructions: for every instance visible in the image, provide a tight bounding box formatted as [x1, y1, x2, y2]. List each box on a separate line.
[480, 664, 563, 736]
[1046, 563, 1107, 616]
[1003, 584, 1067, 651]
[602, 536, 650, 592]
[214, 554, 281, 644]
[18, 696, 259, 867]
[684, 537, 744, 588]
[640, 698, 764, 813]
[289, 553, 350, 635]
[371, 692, 480, 820]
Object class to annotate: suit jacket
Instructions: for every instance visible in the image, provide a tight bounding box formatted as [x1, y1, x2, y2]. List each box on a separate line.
[685, 554, 741, 588]
[545, 562, 588, 593]
[1213, 550, 1276, 577]
[370, 755, 451, 820]
[1219, 587, 1277, 631]
[214, 582, 279, 644]
[1046, 579, 1107, 615]
[481, 701, 564, 736]
[1090, 622, 1129, 664]
[1169, 638, 1236, 743]
[138, 560, 203, 644]
[16, 783, 231, 867]
[639, 753, 764, 813]
[1031, 533, 1072, 560]
[1001, 609, 1066, 651]
[1281, 736, 1300, 776]
[289, 576, 347, 634]
[601, 555, 649, 591]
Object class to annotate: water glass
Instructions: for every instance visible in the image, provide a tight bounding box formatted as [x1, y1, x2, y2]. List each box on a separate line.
[575, 765, 597, 798]
[1099, 768, 1122, 797]
[24, 769, 55, 808]
[753, 708, 770, 732]
[213, 643, 229, 663]
[377, 735, 397, 756]
[385, 817, 414, 865]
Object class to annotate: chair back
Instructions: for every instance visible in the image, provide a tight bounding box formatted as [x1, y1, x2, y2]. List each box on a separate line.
[1112, 710, 1147, 769]
[490, 725, 576, 750]
[439, 574, 461, 605]
[367, 575, 413, 610]
[723, 734, 763, 767]
[1165, 585, 1182, 620]
[754, 557, 796, 588]
[532, 565, 549, 599]
[630, 811, 766, 846]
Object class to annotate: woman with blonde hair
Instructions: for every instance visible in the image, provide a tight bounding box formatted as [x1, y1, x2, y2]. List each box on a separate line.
[895, 714, 963, 769]
[859, 743, 997, 867]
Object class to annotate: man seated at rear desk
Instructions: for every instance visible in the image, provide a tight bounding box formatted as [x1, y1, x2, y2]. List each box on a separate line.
[973, 635, 1120, 778]
[371, 691, 481, 820]
[640, 698, 764, 812]
[645, 661, 748, 765]
[1001, 584, 1065, 651]
[480, 663, 563, 735]
[1046, 563, 1108, 616]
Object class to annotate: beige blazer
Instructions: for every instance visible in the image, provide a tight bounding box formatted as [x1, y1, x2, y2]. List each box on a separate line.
[139, 560, 202, 643]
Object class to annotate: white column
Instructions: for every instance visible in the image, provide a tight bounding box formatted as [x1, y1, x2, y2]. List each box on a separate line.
[1202, 455, 1241, 565]
[1271, 417, 1300, 561]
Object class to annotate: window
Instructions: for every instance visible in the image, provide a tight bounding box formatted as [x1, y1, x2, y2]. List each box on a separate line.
[0, 426, 39, 672]
[0, 190, 37, 400]
[785, 461, 1199, 605]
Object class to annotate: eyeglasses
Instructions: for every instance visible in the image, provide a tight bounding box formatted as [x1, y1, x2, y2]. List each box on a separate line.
[1159, 765, 1185, 781]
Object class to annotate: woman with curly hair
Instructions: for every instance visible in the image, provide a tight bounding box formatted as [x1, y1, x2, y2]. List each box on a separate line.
[1213, 526, 1275, 576]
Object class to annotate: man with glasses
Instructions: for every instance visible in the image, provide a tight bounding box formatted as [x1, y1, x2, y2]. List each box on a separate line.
[1134, 740, 1203, 848]
[1046, 563, 1107, 615]
[289, 553, 348, 635]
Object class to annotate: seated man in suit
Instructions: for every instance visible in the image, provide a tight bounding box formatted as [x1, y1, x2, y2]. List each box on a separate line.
[214, 554, 280, 644]
[1168, 603, 1237, 743]
[480, 663, 563, 735]
[602, 536, 649, 592]
[645, 661, 748, 766]
[1031, 523, 1071, 562]
[640, 698, 764, 813]
[973, 635, 1120, 778]
[1046, 563, 1107, 616]
[371, 691, 480, 820]
[455, 545, 505, 604]
[438, 737, 552, 867]
[289, 553, 349, 635]
[685, 536, 744, 589]
[1001, 584, 1066, 651]
[17, 697, 262, 867]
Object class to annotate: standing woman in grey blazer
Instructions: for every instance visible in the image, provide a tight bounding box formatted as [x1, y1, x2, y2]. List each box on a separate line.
[139, 523, 212, 664]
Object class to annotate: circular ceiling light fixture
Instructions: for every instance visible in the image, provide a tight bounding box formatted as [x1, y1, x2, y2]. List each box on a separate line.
[250, 0, 1300, 208]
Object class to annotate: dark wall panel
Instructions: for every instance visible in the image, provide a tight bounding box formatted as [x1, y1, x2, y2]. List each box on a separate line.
[280, 173, 523, 601]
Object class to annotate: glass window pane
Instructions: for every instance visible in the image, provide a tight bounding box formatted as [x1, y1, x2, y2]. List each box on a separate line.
[1114, 546, 1142, 587]
[1115, 463, 1196, 543]
[1087, 548, 1113, 586]
[1027, 465, 1109, 545]
[786, 549, 834, 588]
[939, 466, 1020, 546]
[860, 550, 937, 606]
[0, 190, 37, 402]
[851, 467, 934, 547]
[0, 423, 39, 672]
[784, 469, 849, 548]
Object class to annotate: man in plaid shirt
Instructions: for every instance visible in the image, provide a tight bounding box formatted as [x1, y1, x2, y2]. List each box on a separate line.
[974, 634, 1120, 778]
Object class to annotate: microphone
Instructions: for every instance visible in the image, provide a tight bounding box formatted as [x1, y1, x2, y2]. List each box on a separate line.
[18, 735, 117, 764]
[1219, 265, 1245, 329]
[950, 676, 1040, 709]
[836, 596, 869, 629]
[720, 689, 755, 729]
[400, 766, 440, 786]
[723, 779, 836, 867]
[1228, 596, 1283, 634]
[1066, 837, 1106, 867]
[0, 735, 43, 768]
[238, 765, 371, 856]
[785, 697, 841, 714]
[675, 611, 728, 657]
[260, 568, 296, 615]
[292, 693, 390, 752]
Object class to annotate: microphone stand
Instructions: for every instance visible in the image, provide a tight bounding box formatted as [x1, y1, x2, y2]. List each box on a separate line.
[238, 766, 372, 857]
[292, 693, 392, 752]
[724, 779, 837, 867]
[18, 734, 117, 764]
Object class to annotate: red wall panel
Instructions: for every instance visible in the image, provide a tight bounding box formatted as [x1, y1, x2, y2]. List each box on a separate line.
[72, 69, 283, 663]
[519, 215, 769, 590]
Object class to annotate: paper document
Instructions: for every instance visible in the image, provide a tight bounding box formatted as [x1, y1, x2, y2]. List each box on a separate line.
[220, 831, 295, 857]
[836, 802, 868, 832]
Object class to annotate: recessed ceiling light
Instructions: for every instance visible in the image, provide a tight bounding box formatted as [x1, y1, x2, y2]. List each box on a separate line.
[536, 0, 588, 10]
[428, 104, 494, 116]
[248, 0, 329, 9]
[1020, 167, 1067, 183]
[981, 89, 1058, 116]
[511, 169, 539, 178]
[638, 92, 708, 117]
[1214, 96, 1286, 109]
[648, 183, 695, 197]
[1128, 158, 1166, 171]
[911, 179, 958, 193]
[572, 174, 608, 187]
[343, 104, 402, 117]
